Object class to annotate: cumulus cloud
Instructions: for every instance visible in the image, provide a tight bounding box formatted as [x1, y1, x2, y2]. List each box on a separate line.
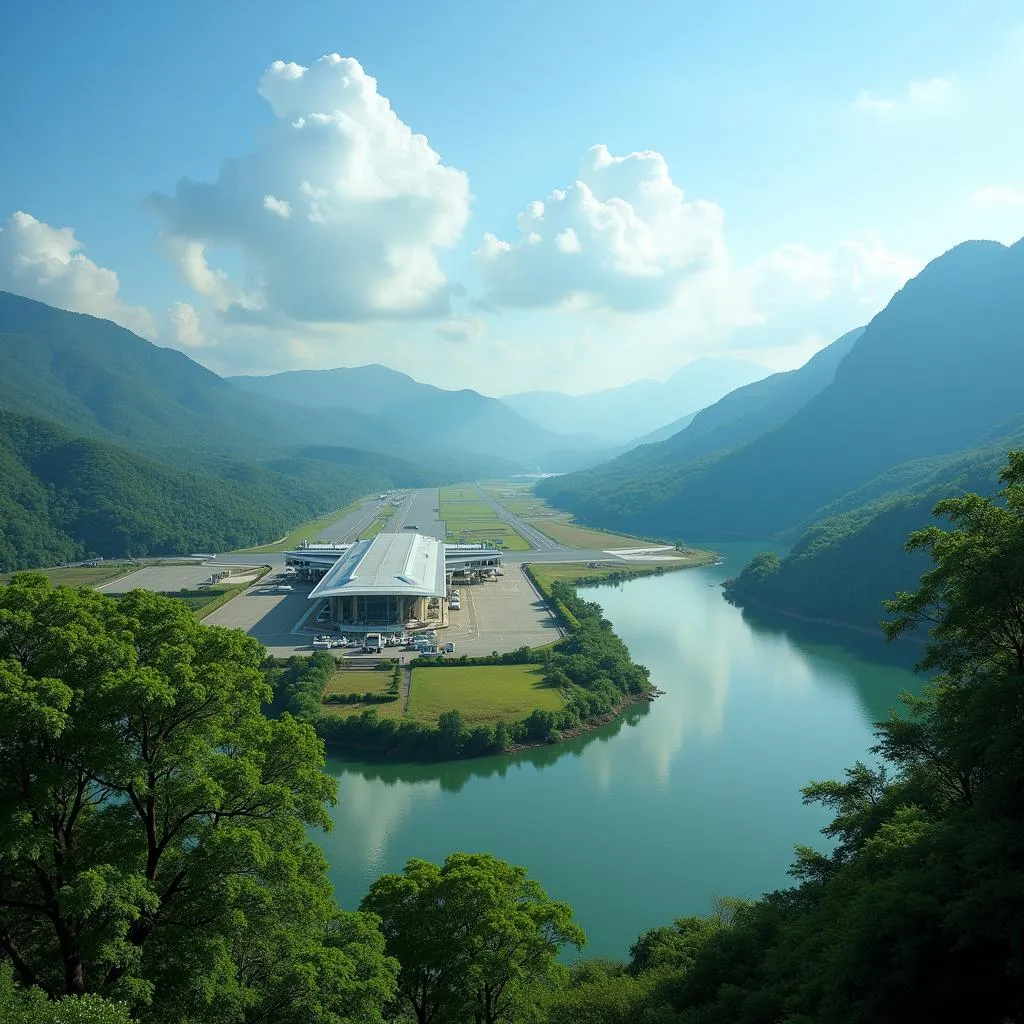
[753, 231, 919, 319]
[474, 144, 728, 312]
[854, 76, 954, 114]
[163, 301, 207, 348]
[150, 53, 470, 324]
[435, 315, 485, 344]
[0, 211, 155, 337]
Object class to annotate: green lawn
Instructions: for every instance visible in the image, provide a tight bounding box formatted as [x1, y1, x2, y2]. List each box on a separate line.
[0, 564, 138, 588]
[320, 697, 406, 719]
[529, 557, 713, 590]
[527, 518, 662, 549]
[440, 486, 531, 551]
[407, 665, 564, 726]
[324, 668, 394, 697]
[231, 500, 365, 553]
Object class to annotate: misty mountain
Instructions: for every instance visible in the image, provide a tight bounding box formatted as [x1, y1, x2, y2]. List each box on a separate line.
[0, 291, 495, 480]
[503, 357, 771, 445]
[228, 364, 605, 468]
[538, 238, 1024, 540]
[0, 409, 437, 571]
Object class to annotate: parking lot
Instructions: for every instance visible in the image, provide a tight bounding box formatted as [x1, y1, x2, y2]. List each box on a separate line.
[100, 563, 219, 594]
[443, 567, 562, 656]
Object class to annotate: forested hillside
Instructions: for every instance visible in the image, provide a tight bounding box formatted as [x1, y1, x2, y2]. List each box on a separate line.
[4, 461, 1024, 1022]
[723, 433, 1024, 630]
[539, 239, 1024, 540]
[0, 410, 433, 570]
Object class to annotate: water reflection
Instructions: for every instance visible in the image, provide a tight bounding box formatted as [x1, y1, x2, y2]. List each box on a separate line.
[320, 548, 925, 959]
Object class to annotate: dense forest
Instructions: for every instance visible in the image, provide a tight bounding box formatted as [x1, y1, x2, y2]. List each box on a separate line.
[0, 291, 508, 570]
[0, 408, 438, 571]
[3, 455, 1024, 1021]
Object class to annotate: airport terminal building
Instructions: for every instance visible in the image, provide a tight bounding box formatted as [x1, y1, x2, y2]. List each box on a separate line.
[284, 534, 503, 633]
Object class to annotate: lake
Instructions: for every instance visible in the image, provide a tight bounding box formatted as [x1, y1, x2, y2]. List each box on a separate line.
[318, 543, 923, 959]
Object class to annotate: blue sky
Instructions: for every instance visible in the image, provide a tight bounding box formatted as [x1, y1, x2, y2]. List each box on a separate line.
[1, 0, 1022, 393]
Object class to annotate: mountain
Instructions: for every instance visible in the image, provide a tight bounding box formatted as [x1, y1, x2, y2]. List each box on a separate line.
[502, 358, 771, 446]
[228, 364, 602, 468]
[0, 291, 499, 481]
[539, 239, 1024, 540]
[0, 409, 435, 571]
[624, 411, 700, 449]
[723, 431, 1023, 633]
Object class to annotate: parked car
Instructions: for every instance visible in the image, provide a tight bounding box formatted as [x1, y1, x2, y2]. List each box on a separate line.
[443, 642, 455, 653]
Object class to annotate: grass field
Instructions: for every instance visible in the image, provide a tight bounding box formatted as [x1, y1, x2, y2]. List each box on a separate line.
[0, 562, 185, 589]
[232, 500, 364, 553]
[529, 557, 713, 590]
[324, 668, 395, 698]
[320, 696, 406, 719]
[439, 485, 531, 551]
[528, 518, 664, 549]
[407, 665, 564, 726]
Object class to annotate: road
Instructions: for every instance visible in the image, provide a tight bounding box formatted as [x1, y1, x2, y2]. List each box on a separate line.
[475, 484, 560, 551]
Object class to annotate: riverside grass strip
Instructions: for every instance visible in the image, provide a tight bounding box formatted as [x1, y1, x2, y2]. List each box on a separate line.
[406, 664, 564, 726]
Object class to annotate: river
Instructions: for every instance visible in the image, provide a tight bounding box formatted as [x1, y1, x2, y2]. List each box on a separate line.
[318, 542, 923, 959]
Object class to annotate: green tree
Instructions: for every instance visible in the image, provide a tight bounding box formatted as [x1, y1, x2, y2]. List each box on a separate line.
[361, 852, 585, 1024]
[0, 574, 396, 1023]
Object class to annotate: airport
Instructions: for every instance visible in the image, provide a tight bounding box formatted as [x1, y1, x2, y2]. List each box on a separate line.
[284, 533, 504, 633]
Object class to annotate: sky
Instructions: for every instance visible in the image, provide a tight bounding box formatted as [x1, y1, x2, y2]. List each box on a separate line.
[1, 0, 1023, 396]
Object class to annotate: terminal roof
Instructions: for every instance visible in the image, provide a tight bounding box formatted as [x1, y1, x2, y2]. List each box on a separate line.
[307, 532, 446, 600]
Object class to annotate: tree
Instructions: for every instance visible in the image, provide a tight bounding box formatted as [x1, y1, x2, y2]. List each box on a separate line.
[0, 574, 397, 1023]
[361, 853, 585, 1024]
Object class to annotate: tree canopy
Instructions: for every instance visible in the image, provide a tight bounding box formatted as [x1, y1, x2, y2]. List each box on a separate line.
[0, 574, 396, 1023]
[361, 853, 585, 1024]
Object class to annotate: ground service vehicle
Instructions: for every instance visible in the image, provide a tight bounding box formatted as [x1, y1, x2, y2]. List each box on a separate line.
[363, 633, 383, 653]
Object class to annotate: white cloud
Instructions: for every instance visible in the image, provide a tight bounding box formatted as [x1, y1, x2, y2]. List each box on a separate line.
[474, 144, 728, 312]
[163, 301, 207, 348]
[970, 185, 1024, 208]
[435, 315, 485, 344]
[854, 76, 954, 114]
[0, 211, 156, 337]
[150, 53, 470, 324]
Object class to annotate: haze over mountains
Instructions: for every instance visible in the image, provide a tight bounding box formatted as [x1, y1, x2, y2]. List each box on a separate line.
[503, 358, 771, 445]
[538, 236, 1024, 629]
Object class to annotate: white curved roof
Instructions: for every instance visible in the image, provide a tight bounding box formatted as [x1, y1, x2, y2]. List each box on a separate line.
[307, 532, 445, 599]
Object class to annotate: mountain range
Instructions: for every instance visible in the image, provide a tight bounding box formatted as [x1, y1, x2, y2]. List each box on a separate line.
[538, 236, 1024, 631]
[502, 358, 771, 445]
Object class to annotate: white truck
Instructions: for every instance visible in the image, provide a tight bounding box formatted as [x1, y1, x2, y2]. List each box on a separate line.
[363, 633, 383, 654]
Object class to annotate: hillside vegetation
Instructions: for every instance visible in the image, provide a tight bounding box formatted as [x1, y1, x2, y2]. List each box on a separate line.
[4, 461, 1024, 1021]
[0, 409, 431, 570]
[540, 239, 1024, 541]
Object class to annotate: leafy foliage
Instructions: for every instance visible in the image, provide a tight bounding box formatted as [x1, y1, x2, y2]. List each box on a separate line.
[361, 853, 585, 1024]
[0, 575, 397, 1022]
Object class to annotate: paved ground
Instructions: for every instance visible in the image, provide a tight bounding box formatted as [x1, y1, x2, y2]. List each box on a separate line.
[383, 487, 444, 540]
[444, 566, 562, 656]
[100, 564, 221, 594]
[314, 499, 387, 542]
[201, 575, 320, 658]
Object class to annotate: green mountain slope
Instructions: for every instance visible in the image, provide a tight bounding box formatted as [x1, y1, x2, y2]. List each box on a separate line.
[0, 291, 498, 478]
[228, 364, 600, 467]
[539, 239, 1024, 539]
[723, 431, 1023, 631]
[0, 409, 435, 571]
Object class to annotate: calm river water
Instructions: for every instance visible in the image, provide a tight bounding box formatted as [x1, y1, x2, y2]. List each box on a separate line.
[318, 543, 922, 959]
